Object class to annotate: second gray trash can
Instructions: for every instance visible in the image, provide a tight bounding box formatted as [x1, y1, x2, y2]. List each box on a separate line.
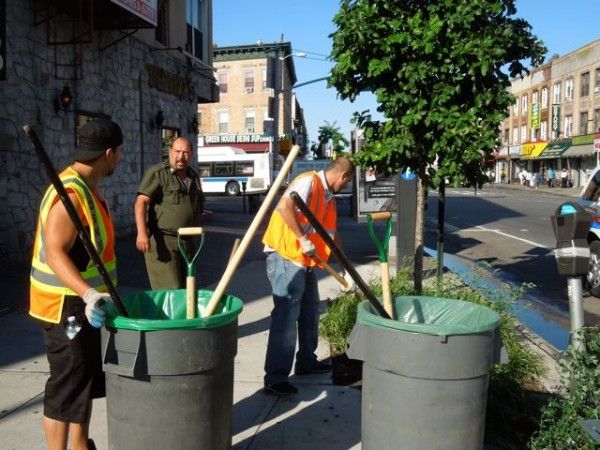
[347, 295, 502, 450]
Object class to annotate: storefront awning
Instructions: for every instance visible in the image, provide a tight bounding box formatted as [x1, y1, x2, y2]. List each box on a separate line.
[520, 142, 548, 159]
[562, 143, 594, 158]
[538, 139, 572, 159]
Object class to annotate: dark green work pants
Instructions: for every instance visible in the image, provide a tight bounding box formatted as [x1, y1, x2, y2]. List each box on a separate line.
[144, 231, 187, 290]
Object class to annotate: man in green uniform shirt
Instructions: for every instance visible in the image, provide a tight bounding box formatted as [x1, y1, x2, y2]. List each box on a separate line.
[135, 137, 204, 289]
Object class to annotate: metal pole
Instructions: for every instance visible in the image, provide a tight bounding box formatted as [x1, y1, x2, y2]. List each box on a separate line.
[567, 277, 585, 350]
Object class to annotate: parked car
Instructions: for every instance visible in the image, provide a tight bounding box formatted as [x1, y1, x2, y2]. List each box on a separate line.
[576, 167, 600, 296]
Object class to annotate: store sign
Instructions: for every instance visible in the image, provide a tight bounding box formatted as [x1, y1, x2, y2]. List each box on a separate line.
[594, 134, 600, 153]
[551, 104, 561, 133]
[202, 134, 273, 144]
[0, 0, 5, 81]
[111, 0, 157, 26]
[529, 103, 540, 129]
[146, 64, 196, 100]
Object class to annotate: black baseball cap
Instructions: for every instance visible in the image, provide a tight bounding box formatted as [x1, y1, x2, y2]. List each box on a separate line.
[73, 119, 123, 162]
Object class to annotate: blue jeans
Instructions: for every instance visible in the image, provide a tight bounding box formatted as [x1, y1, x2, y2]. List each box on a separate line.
[264, 252, 320, 385]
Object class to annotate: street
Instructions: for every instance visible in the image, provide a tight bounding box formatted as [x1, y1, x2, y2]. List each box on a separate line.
[424, 184, 600, 331]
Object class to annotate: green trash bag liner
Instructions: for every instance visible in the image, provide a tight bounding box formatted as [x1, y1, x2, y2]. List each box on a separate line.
[358, 295, 500, 337]
[105, 289, 243, 331]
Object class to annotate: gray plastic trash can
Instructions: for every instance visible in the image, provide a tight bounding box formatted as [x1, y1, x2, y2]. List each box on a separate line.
[101, 289, 243, 450]
[347, 295, 502, 450]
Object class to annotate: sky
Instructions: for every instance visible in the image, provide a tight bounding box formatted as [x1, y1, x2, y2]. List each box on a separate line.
[212, 0, 600, 147]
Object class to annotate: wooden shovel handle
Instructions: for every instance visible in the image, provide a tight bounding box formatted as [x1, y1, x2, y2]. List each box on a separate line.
[178, 227, 204, 236]
[313, 255, 348, 289]
[186, 275, 196, 319]
[380, 261, 393, 317]
[370, 211, 392, 221]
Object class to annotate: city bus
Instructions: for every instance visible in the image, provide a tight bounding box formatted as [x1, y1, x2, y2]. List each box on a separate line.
[197, 146, 282, 196]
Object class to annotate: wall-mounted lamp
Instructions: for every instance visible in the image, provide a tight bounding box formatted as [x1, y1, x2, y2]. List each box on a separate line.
[189, 114, 199, 134]
[54, 84, 73, 113]
[150, 110, 164, 130]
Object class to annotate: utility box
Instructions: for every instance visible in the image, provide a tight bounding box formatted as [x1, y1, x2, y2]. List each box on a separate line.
[551, 202, 591, 277]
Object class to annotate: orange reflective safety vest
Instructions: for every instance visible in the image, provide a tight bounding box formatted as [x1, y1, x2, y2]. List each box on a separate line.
[29, 166, 117, 324]
[262, 171, 337, 268]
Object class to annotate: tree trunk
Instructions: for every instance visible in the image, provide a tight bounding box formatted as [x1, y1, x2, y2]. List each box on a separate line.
[414, 176, 426, 294]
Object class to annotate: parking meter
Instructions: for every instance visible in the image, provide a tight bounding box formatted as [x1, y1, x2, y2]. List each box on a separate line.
[550, 202, 591, 276]
[551, 201, 591, 350]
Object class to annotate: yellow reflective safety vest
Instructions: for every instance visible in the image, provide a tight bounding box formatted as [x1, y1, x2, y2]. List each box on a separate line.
[29, 167, 117, 324]
[262, 171, 336, 268]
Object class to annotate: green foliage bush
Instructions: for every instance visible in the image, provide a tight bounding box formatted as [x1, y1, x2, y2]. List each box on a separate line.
[529, 328, 600, 450]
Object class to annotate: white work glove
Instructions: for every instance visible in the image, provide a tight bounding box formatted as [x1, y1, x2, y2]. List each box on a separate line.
[340, 271, 355, 293]
[82, 288, 110, 328]
[298, 234, 316, 256]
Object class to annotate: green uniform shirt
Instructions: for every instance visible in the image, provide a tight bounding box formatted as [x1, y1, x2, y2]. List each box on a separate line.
[137, 161, 205, 235]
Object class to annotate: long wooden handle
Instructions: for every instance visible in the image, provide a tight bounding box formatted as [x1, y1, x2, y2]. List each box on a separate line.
[228, 238, 241, 265]
[380, 261, 393, 317]
[313, 254, 348, 289]
[202, 145, 301, 317]
[370, 211, 392, 221]
[186, 275, 196, 319]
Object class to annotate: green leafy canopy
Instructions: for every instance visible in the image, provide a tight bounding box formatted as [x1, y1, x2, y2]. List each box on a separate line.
[330, 0, 546, 187]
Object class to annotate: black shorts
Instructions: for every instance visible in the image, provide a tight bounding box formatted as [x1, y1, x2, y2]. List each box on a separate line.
[40, 295, 105, 423]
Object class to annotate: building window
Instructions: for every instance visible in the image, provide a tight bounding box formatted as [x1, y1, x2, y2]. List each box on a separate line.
[595, 108, 600, 132]
[503, 128, 509, 144]
[244, 109, 255, 133]
[218, 110, 229, 134]
[565, 78, 574, 101]
[521, 94, 528, 114]
[512, 127, 518, 144]
[580, 111, 589, 135]
[513, 98, 519, 115]
[155, 0, 169, 45]
[540, 121, 548, 141]
[532, 91, 538, 104]
[244, 70, 255, 92]
[186, 0, 203, 59]
[595, 68, 600, 94]
[553, 82, 561, 104]
[261, 67, 267, 90]
[581, 72, 590, 97]
[218, 72, 228, 94]
[541, 87, 548, 108]
[564, 115, 573, 137]
[530, 127, 538, 142]
[520, 125, 527, 142]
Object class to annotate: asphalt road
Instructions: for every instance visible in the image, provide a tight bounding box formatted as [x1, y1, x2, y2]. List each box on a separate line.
[424, 185, 600, 328]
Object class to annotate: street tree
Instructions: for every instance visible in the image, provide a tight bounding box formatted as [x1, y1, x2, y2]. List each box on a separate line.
[316, 120, 350, 158]
[330, 0, 546, 292]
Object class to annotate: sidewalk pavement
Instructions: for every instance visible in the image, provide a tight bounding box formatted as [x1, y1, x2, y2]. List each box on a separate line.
[0, 194, 561, 449]
[487, 180, 580, 198]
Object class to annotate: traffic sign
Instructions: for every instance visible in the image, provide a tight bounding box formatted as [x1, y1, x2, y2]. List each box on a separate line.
[594, 134, 600, 153]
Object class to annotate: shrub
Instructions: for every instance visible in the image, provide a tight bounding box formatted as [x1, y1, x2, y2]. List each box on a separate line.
[529, 328, 600, 450]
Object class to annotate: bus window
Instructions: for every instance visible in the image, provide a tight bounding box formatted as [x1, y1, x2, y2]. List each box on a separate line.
[214, 162, 233, 176]
[198, 163, 211, 177]
[236, 162, 254, 176]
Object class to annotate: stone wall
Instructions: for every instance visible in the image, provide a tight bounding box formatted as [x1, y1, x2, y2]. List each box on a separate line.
[0, 2, 211, 265]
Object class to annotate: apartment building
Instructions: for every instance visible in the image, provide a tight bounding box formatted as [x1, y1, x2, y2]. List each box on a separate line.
[498, 39, 600, 187]
[0, 0, 218, 264]
[198, 41, 307, 155]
